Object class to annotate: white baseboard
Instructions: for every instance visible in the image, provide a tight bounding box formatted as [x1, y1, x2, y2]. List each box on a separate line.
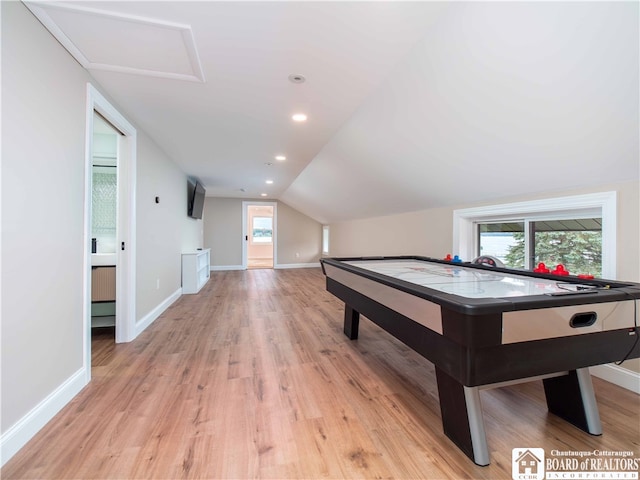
[210, 263, 321, 271]
[1, 367, 87, 467]
[275, 262, 321, 269]
[210, 265, 244, 271]
[135, 287, 182, 337]
[1, 287, 184, 467]
[590, 363, 640, 394]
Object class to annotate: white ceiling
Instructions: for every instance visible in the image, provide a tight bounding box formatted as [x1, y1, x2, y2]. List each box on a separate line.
[26, 1, 639, 224]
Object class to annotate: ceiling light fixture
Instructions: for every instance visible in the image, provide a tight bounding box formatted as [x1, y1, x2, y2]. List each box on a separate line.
[288, 74, 306, 84]
[260, 193, 268, 197]
[266, 180, 274, 184]
[275, 155, 286, 161]
[292, 113, 307, 122]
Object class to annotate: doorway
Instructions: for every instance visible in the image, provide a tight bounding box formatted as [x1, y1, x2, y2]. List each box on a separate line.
[84, 84, 137, 381]
[242, 201, 277, 269]
[90, 113, 120, 346]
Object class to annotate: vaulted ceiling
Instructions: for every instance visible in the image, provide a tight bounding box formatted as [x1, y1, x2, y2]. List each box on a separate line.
[26, 1, 639, 224]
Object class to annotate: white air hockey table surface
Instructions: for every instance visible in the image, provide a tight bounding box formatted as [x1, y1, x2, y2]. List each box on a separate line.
[343, 258, 582, 298]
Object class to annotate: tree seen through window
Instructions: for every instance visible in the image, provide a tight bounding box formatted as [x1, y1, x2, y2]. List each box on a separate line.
[252, 216, 273, 243]
[479, 219, 602, 277]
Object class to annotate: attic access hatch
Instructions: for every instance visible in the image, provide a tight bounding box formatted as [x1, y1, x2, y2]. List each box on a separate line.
[24, 1, 205, 82]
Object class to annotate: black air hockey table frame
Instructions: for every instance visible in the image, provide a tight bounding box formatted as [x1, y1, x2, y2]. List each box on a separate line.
[320, 256, 640, 465]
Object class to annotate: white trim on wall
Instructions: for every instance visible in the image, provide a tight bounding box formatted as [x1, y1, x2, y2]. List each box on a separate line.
[84, 84, 137, 384]
[242, 201, 278, 269]
[274, 262, 321, 269]
[0, 368, 86, 466]
[211, 263, 320, 271]
[590, 364, 640, 394]
[135, 287, 182, 337]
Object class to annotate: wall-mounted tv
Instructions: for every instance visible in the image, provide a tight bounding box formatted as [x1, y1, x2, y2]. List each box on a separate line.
[187, 179, 206, 219]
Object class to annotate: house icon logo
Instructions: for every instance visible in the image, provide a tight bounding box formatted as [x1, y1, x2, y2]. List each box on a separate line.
[512, 448, 545, 480]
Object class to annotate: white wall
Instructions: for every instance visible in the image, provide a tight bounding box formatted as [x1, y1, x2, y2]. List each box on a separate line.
[277, 201, 322, 265]
[136, 130, 203, 320]
[203, 197, 243, 267]
[1, 1, 201, 463]
[327, 207, 452, 258]
[2, 0, 89, 437]
[281, 1, 639, 224]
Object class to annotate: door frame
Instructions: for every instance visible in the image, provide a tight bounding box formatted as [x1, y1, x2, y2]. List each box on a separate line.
[242, 201, 277, 269]
[84, 84, 137, 380]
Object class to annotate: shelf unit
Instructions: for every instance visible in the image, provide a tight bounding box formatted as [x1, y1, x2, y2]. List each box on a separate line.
[182, 249, 210, 294]
[91, 265, 116, 328]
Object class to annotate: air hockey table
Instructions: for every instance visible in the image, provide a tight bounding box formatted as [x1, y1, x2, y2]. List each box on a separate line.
[320, 255, 640, 466]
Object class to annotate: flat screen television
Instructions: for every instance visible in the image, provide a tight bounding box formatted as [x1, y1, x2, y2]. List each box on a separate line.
[187, 179, 206, 219]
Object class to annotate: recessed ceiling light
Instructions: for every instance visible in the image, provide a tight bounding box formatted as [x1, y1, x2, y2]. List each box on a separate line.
[288, 74, 306, 84]
[275, 155, 286, 161]
[292, 113, 307, 122]
[265, 180, 274, 184]
[260, 193, 268, 197]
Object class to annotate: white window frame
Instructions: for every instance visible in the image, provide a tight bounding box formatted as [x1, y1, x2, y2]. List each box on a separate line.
[250, 216, 273, 245]
[322, 225, 330, 255]
[453, 192, 617, 279]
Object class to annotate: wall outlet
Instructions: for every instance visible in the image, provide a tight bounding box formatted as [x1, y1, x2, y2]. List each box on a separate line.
[156, 279, 160, 289]
[295, 252, 300, 258]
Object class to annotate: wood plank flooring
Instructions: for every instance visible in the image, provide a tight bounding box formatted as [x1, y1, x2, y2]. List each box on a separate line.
[247, 258, 273, 269]
[3, 268, 639, 479]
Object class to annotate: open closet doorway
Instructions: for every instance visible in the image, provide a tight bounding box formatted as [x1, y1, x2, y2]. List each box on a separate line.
[242, 201, 277, 269]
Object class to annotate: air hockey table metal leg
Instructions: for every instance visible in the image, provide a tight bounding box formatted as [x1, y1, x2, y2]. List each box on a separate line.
[435, 367, 490, 466]
[543, 367, 602, 435]
[464, 385, 490, 466]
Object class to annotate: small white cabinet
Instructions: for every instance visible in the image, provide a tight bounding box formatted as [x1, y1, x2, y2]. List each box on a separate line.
[182, 249, 210, 294]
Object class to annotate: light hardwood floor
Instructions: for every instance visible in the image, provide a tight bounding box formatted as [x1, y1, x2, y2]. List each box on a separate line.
[3, 268, 639, 479]
[248, 258, 273, 269]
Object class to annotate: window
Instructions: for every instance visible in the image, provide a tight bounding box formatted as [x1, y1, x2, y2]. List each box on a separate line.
[252, 216, 273, 244]
[478, 218, 603, 276]
[478, 222, 525, 268]
[454, 192, 616, 278]
[322, 225, 330, 255]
